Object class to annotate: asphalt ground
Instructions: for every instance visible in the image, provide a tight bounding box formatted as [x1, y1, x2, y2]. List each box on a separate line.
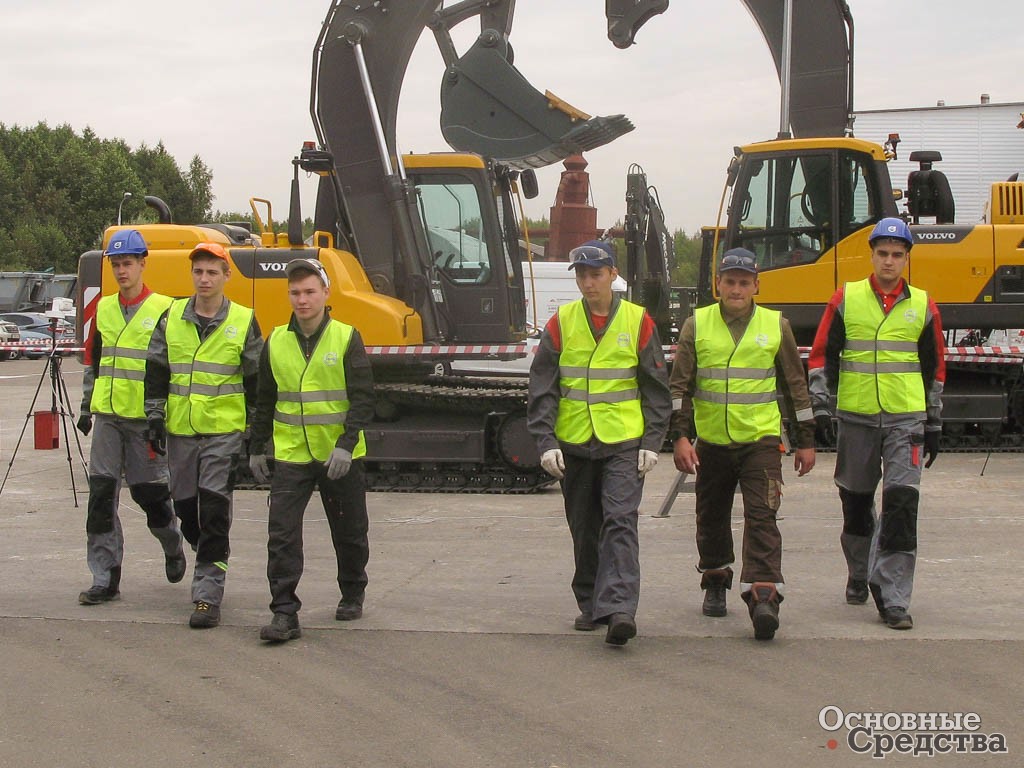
[0, 357, 1020, 767]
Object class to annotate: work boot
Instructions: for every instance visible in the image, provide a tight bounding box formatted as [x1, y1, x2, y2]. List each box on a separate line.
[165, 545, 187, 584]
[883, 606, 914, 630]
[78, 565, 121, 605]
[845, 578, 869, 605]
[744, 582, 782, 641]
[189, 600, 221, 629]
[78, 584, 120, 605]
[701, 568, 732, 617]
[574, 612, 596, 631]
[604, 613, 637, 646]
[260, 612, 302, 643]
[335, 600, 363, 621]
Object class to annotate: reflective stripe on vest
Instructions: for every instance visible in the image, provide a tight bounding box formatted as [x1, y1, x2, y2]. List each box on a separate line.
[90, 292, 173, 419]
[268, 320, 367, 463]
[554, 299, 645, 445]
[165, 299, 253, 436]
[837, 278, 928, 417]
[692, 303, 782, 445]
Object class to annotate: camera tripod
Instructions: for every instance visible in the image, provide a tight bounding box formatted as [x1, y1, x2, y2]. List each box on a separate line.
[0, 335, 89, 506]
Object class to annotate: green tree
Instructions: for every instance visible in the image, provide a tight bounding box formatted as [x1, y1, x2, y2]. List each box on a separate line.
[671, 228, 702, 287]
[0, 123, 214, 272]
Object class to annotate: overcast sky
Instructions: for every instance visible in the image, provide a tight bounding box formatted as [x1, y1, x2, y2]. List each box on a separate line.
[2, 1, 1021, 235]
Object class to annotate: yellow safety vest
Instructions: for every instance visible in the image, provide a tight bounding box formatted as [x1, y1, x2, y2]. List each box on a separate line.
[693, 303, 782, 445]
[165, 299, 253, 436]
[554, 299, 645, 445]
[268, 320, 367, 464]
[838, 278, 928, 416]
[91, 292, 173, 418]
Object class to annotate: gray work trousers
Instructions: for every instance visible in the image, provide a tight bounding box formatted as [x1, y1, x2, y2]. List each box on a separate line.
[835, 419, 923, 611]
[167, 432, 241, 605]
[561, 450, 644, 623]
[86, 414, 181, 588]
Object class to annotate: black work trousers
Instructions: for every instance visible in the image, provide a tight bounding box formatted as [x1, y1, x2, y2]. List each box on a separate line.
[694, 438, 785, 586]
[266, 459, 369, 616]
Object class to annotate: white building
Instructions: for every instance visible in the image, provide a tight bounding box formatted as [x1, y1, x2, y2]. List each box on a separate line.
[853, 98, 1024, 223]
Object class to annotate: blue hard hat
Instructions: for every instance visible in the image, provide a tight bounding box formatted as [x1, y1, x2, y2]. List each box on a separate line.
[868, 218, 913, 250]
[104, 229, 148, 257]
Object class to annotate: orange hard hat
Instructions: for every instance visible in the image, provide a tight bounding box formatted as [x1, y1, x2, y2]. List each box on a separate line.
[188, 242, 230, 262]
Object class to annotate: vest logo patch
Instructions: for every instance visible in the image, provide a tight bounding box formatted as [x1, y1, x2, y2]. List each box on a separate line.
[223, 324, 239, 339]
[617, 332, 632, 348]
[755, 333, 769, 348]
[903, 308, 918, 324]
[323, 351, 339, 366]
[142, 317, 156, 330]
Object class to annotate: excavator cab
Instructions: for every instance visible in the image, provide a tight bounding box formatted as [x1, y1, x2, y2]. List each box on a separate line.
[717, 137, 900, 336]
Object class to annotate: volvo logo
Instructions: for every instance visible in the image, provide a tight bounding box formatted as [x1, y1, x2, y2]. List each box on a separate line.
[258, 262, 290, 272]
[914, 232, 957, 241]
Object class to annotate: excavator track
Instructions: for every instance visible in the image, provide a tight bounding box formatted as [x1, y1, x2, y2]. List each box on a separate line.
[364, 375, 555, 493]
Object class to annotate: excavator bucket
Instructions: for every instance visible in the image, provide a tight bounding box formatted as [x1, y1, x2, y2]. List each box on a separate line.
[440, 32, 634, 170]
[606, 0, 670, 49]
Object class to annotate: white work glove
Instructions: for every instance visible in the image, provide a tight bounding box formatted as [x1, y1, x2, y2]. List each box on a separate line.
[638, 449, 659, 477]
[249, 454, 270, 484]
[325, 447, 353, 480]
[540, 448, 565, 479]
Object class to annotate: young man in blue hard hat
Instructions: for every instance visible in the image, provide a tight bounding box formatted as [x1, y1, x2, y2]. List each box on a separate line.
[249, 258, 376, 643]
[670, 247, 816, 640]
[76, 228, 186, 605]
[527, 240, 671, 646]
[144, 242, 263, 629]
[808, 218, 946, 630]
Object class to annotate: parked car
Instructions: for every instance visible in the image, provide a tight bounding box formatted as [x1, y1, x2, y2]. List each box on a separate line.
[9, 329, 62, 359]
[0, 318, 19, 360]
[0, 312, 76, 340]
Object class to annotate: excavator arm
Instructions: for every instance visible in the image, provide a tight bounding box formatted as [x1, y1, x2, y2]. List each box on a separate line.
[310, 0, 648, 324]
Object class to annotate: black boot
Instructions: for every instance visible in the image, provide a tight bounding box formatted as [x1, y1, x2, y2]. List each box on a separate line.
[700, 567, 732, 617]
[845, 578, 869, 605]
[79, 565, 121, 605]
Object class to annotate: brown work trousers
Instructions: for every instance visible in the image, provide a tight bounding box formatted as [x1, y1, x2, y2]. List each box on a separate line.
[694, 437, 784, 584]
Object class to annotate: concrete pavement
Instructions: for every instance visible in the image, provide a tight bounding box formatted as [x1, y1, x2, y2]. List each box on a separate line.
[0, 358, 1019, 766]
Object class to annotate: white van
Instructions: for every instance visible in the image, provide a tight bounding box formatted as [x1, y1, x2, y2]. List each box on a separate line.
[449, 261, 628, 376]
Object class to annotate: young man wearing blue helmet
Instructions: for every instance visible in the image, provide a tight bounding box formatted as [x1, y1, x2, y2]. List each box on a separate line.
[808, 217, 946, 630]
[76, 229, 186, 605]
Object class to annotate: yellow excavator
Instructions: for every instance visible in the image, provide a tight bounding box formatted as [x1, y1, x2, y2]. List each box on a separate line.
[77, 0, 668, 492]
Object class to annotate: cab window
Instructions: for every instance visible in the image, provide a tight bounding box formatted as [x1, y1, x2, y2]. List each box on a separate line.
[415, 175, 493, 285]
[731, 153, 833, 270]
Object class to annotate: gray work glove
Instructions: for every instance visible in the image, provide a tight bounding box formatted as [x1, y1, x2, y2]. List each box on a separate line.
[249, 454, 270, 484]
[540, 448, 565, 479]
[814, 411, 835, 446]
[638, 449, 659, 477]
[76, 413, 92, 436]
[325, 447, 353, 480]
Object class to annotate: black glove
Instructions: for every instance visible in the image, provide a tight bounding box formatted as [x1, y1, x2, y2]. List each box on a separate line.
[924, 429, 940, 469]
[147, 418, 167, 457]
[76, 413, 92, 436]
[814, 413, 835, 445]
